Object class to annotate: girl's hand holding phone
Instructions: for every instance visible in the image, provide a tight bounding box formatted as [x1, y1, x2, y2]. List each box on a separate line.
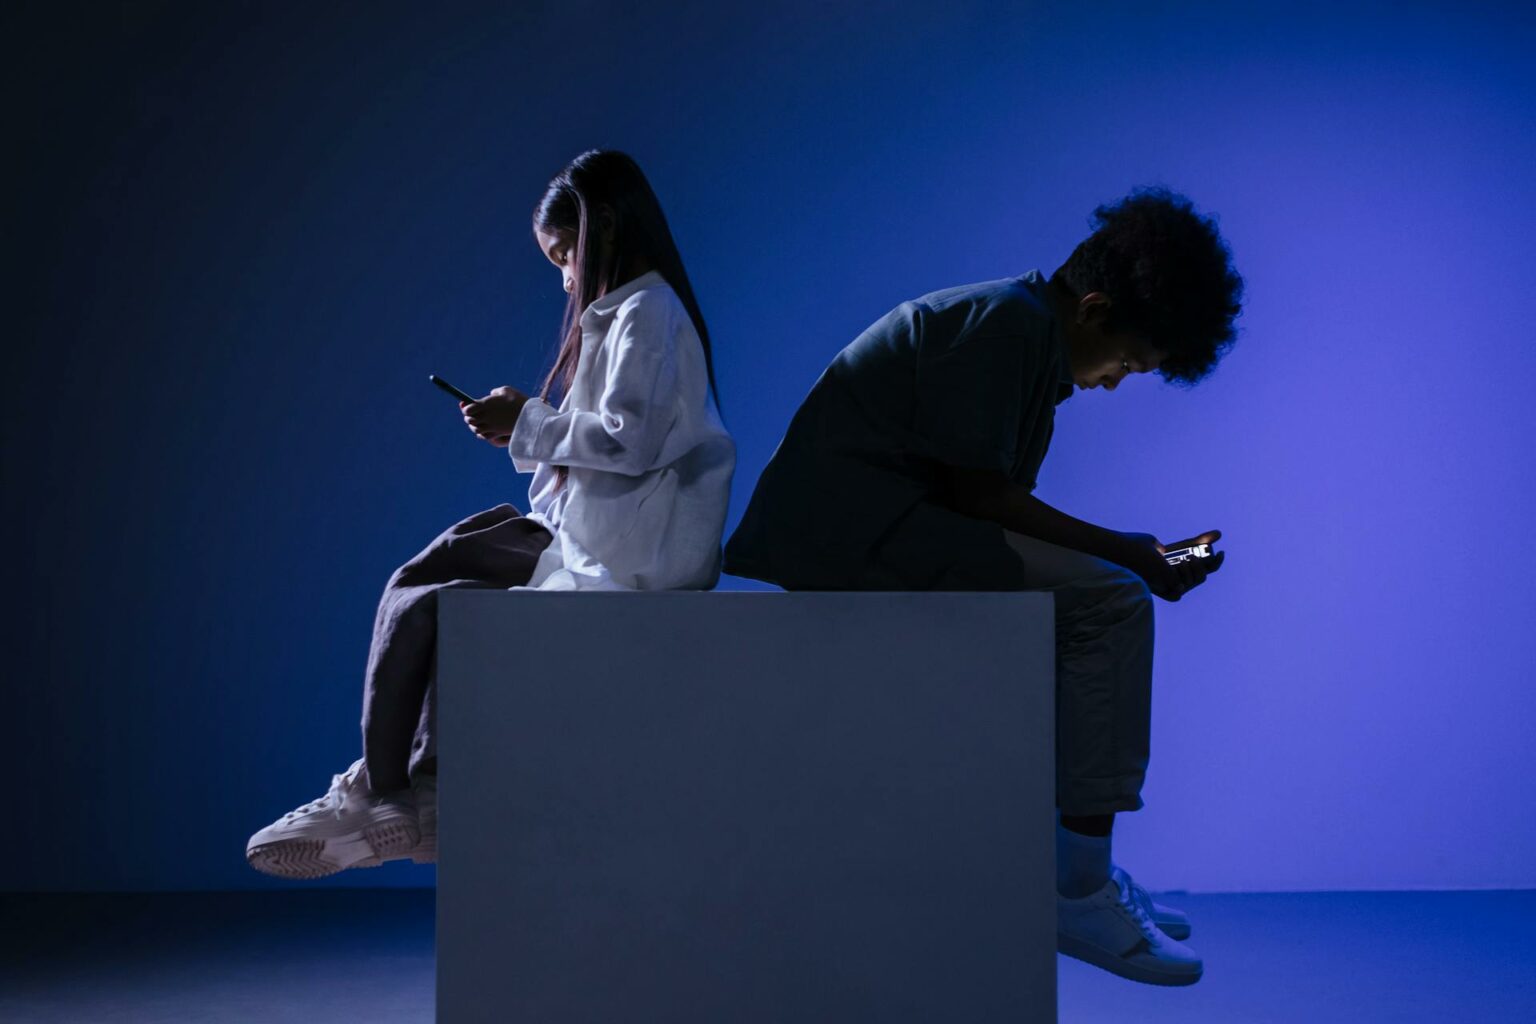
[462, 386, 531, 448]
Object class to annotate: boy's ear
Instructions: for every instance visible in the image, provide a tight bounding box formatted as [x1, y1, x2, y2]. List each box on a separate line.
[1077, 291, 1114, 325]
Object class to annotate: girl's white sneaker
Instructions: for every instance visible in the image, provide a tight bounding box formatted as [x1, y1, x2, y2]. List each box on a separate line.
[409, 774, 437, 864]
[352, 773, 436, 868]
[1057, 868, 1204, 986]
[246, 759, 420, 879]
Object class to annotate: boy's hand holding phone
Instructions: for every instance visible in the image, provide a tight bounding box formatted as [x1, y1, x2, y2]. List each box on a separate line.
[1117, 529, 1224, 601]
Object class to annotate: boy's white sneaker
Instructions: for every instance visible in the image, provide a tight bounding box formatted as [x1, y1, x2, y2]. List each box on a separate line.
[246, 759, 420, 879]
[1057, 867, 1204, 986]
[1123, 870, 1192, 940]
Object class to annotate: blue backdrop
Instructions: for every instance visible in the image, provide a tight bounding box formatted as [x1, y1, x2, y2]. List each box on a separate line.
[6, 0, 1533, 892]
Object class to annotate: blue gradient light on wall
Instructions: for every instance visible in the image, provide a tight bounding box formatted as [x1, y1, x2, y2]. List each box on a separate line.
[5, 0, 1533, 891]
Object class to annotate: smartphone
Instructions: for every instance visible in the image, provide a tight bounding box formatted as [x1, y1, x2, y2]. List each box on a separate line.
[429, 374, 477, 404]
[1163, 544, 1213, 566]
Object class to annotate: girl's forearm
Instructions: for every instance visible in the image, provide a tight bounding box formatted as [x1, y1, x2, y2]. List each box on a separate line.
[509, 397, 670, 478]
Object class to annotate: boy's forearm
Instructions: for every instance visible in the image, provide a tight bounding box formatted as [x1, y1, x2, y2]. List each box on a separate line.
[997, 492, 1130, 563]
[946, 468, 1129, 564]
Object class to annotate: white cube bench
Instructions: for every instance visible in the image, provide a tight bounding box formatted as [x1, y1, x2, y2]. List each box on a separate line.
[436, 591, 1057, 1023]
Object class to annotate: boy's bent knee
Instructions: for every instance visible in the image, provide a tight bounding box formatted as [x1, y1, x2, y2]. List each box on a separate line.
[1115, 570, 1152, 609]
[1065, 565, 1152, 617]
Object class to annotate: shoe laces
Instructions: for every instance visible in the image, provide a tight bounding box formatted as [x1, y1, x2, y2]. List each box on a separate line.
[281, 759, 366, 821]
[1114, 867, 1159, 921]
[1111, 867, 1158, 935]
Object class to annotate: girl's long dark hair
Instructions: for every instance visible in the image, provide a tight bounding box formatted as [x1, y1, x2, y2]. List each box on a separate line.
[533, 150, 720, 414]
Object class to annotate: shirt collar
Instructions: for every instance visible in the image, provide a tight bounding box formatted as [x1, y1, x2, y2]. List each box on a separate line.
[1020, 269, 1076, 403]
[582, 269, 667, 321]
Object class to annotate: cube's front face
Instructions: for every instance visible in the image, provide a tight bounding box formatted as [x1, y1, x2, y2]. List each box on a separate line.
[437, 591, 1058, 1024]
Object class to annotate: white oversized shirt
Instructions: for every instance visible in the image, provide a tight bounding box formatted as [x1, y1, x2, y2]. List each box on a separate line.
[508, 270, 735, 591]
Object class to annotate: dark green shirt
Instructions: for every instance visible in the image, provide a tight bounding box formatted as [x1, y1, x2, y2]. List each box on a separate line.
[725, 270, 1072, 590]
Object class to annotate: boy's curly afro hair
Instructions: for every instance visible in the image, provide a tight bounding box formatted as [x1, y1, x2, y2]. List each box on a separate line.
[1056, 187, 1244, 385]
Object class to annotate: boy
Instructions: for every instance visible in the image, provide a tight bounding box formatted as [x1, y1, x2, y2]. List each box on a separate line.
[724, 187, 1243, 986]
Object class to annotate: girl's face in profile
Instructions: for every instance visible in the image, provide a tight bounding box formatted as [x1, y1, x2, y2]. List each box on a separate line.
[536, 228, 576, 294]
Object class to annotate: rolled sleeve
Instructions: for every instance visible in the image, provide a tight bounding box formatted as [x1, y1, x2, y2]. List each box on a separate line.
[504, 294, 679, 477]
[508, 397, 556, 473]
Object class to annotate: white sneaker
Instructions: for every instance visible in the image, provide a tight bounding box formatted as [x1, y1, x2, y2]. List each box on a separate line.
[246, 759, 420, 879]
[354, 773, 436, 868]
[409, 774, 437, 864]
[1122, 869, 1192, 940]
[1057, 868, 1204, 986]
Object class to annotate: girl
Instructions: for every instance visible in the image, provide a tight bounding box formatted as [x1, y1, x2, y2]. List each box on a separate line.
[246, 150, 735, 878]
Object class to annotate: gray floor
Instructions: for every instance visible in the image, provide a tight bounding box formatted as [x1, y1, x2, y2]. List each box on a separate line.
[3, 890, 1533, 1022]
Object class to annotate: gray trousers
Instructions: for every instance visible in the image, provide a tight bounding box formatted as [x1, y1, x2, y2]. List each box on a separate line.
[1001, 530, 1154, 817]
[867, 502, 1154, 817]
[361, 504, 552, 794]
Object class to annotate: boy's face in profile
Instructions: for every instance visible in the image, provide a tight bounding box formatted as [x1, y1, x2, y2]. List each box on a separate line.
[1066, 292, 1168, 392]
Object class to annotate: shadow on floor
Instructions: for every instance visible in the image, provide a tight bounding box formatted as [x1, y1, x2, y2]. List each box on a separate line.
[4, 889, 1534, 1023]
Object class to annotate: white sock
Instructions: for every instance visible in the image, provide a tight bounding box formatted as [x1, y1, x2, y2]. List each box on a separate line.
[1056, 822, 1112, 898]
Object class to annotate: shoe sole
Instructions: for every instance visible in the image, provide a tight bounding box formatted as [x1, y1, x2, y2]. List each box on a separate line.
[412, 787, 437, 864]
[1057, 933, 1203, 987]
[247, 820, 420, 879]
